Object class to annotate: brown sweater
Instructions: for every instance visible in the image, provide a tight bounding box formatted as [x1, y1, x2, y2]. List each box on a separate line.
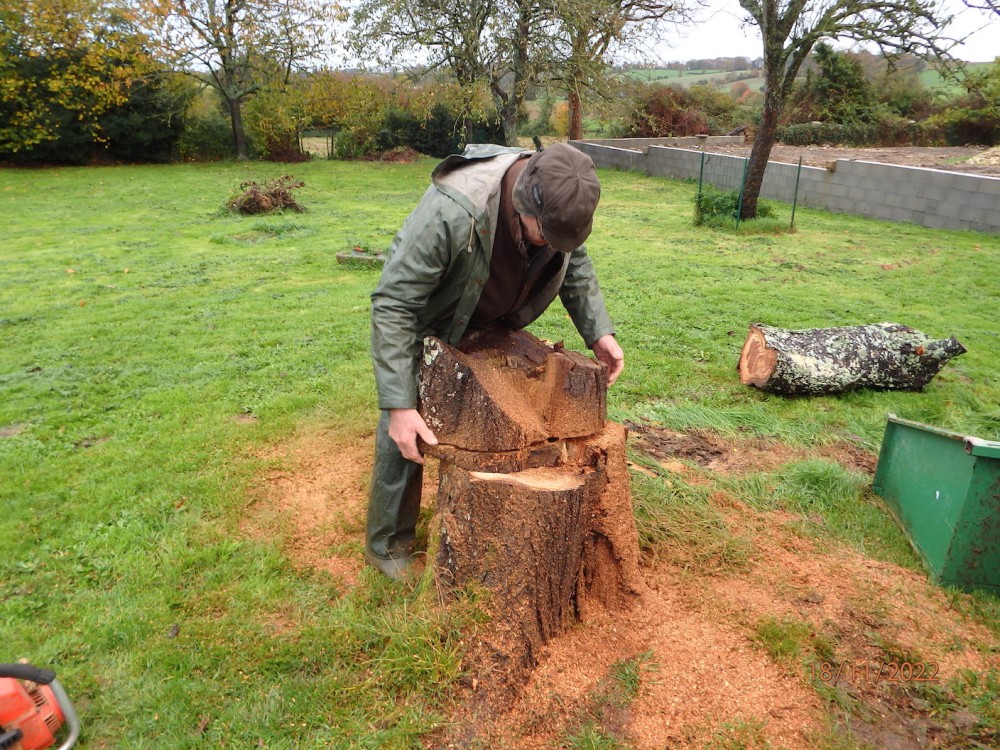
[470, 158, 563, 328]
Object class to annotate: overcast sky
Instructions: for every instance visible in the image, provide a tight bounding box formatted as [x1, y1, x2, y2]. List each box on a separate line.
[648, 0, 998, 63]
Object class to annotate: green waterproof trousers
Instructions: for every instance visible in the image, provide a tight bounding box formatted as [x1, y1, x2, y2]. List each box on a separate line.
[366, 410, 422, 560]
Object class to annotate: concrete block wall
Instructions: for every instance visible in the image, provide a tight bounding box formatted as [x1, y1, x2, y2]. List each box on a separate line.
[571, 141, 1000, 235]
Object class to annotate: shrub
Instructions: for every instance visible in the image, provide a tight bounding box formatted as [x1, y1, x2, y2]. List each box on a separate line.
[550, 101, 570, 137]
[924, 64, 1000, 146]
[305, 72, 388, 158]
[98, 72, 193, 163]
[925, 105, 1000, 146]
[629, 85, 708, 137]
[694, 184, 776, 226]
[244, 85, 310, 161]
[375, 103, 463, 158]
[628, 83, 757, 137]
[786, 44, 881, 126]
[521, 96, 555, 137]
[875, 67, 937, 120]
[776, 121, 880, 146]
[1, 63, 190, 165]
[179, 89, 234, 160]
[227, 176, 304, 214]
[331, 130, 366, 160]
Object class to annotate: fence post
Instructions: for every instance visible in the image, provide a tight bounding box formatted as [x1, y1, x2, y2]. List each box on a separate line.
[735, 157, 750, 230]
[696, 151, 706, 224]
[790, 156, 803, 228]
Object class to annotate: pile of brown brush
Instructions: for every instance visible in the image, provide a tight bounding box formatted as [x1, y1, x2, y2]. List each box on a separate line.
[227, 175, 304, 215]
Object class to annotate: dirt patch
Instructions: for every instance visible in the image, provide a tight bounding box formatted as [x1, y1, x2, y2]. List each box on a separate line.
[474, 587, 824, 749]
[626, 422, 876, 476]
[453, 502, 997, 749]
[0, 423, 27, 438]
[817, 440, 879, 475]
[697, 144, 1000, 177]
[245, 426, 440, 590]
[443, 428, 994, 748]
[250, 425, 994, 748]
[692, 519, 998, 749]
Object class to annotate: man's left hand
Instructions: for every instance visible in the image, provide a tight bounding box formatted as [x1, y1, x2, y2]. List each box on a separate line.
[591, 334, 624, 386]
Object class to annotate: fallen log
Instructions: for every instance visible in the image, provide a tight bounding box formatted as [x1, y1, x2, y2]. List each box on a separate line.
[418, 330, 641, 710]
[738, 322, 966, 396]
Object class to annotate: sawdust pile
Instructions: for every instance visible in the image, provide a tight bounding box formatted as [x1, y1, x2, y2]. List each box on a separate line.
[245, 425, 999, 749]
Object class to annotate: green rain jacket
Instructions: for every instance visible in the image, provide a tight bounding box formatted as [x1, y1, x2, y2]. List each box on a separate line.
[370, 144, 615, 410]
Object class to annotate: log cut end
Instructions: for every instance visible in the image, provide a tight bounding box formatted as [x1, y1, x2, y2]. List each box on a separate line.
[738, 324, 777, 387]
[420, 331, 607, 451]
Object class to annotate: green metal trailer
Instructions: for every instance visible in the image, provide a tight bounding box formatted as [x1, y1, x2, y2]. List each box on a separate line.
[873, 414, 1000, 593]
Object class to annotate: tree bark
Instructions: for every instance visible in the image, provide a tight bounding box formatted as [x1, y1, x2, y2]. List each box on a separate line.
[568, 85, 583, 141]
[419, 329, 641, 709]
[227, 96, 249, 160]
[738, 322, 966, 396]
[739, 82, 781, 219]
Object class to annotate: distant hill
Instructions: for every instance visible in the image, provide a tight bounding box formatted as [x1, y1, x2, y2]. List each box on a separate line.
[918, 62, 994, 94]
[622, 67, 766, 91]
[620, 56, 995, 97]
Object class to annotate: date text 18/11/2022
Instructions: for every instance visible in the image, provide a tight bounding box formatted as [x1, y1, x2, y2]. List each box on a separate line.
[809, 661, 940, 688]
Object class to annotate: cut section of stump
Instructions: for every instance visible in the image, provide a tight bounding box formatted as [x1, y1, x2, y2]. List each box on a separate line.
[737, 322, 966, 396]
[420, 329, 606, 452]
[432, 422, 641, 709]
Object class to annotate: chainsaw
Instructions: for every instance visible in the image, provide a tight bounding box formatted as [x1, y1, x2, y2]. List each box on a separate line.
[0, 664, 80, 750]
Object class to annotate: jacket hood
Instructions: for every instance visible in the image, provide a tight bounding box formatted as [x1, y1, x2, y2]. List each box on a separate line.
[431, 144, 531, 235]
[431, 144, 529, 181]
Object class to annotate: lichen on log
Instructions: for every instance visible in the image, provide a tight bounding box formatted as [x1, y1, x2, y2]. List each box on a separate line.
[738, 322, 966, 396]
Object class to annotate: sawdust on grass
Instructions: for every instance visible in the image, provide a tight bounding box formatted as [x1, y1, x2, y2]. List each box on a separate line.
[246, 425, 998, 749]
[242, 427, 439, 590]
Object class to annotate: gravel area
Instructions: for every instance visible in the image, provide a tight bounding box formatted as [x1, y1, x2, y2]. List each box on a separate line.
[696, 144, 1000, 177]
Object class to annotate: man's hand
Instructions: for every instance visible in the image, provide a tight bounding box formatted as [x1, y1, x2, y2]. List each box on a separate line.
[388, 408, 438, 464]
[591, 334, 624, 386]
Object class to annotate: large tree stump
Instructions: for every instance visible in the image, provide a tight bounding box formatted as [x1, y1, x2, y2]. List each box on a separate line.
[418, 329, 641, 708]
[737, 322, 966, 396]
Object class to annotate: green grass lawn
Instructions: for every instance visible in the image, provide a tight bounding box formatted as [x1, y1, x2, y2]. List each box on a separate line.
[2, 158, 998, 747]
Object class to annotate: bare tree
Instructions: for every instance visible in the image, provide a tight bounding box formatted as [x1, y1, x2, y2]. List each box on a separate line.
[735, 0, 957, 218]
[549, 0, 686, 140]
[143, 0, 343, 158]
[352, 0, 681, 145]
[353, 0, 557, 145]
[963, 0, 999, 15]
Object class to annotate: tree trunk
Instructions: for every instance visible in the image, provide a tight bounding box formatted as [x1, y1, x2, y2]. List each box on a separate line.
[739, 85, 781, 219]
[737, 322, 966, 396]
[497, 93, 519, 147]
[227, 96, 249, 160]
[419, 329, 642, 709]
[568, 85, 583, 141]
[492, 0, 533, 146]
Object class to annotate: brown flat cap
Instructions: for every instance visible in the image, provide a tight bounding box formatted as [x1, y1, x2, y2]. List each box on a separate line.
[512, 143, 600, 253]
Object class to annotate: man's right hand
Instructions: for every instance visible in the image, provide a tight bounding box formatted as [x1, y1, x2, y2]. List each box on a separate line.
[388, 408, 439, 464]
